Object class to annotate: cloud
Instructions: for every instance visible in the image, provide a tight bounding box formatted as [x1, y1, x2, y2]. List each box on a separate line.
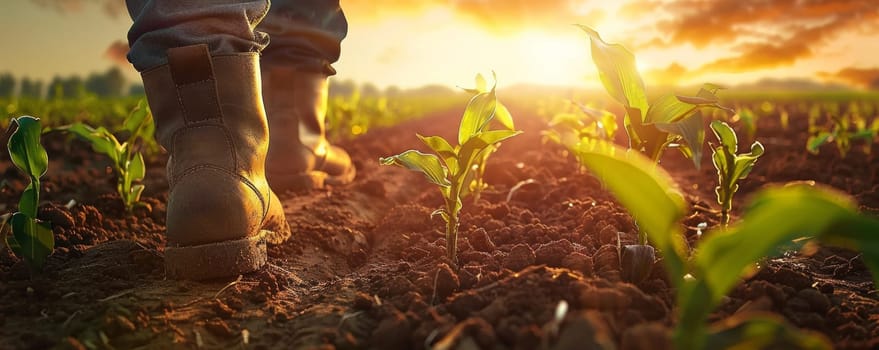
[450, 0, 580, 30]
[644, 62, 688, 86]
[647, 0, 879, 73]
[104, 40, 129, 67]
[344, 0, 604, 33]
[819, 67, 879, 89]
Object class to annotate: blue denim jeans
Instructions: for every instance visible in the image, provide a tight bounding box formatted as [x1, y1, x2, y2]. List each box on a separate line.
[126, 0, 347, 75]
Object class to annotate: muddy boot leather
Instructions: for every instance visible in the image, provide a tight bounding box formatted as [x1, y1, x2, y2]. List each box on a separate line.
[261, 67, 356, 191]
[141, 44, 290, 280]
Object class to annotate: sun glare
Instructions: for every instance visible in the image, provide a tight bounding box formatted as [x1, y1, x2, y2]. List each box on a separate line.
[515, 32, 590, 86]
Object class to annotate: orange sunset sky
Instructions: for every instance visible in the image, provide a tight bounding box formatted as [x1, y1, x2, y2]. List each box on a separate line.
[1, 0, 878, 90]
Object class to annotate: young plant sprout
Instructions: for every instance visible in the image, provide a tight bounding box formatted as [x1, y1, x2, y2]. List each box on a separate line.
[733, 107, 758, 143]
[710, 121, 764, 227]
[578, 142, 879, 350]
[460, 73, 517, 203]
[807, 112, 877, 158]
[4, 116, 54, 271]
[380, 75, 521, 265]
[55, 100, 153, 212]
[542, 102, 618, 171]
[580, 25, 733, 169]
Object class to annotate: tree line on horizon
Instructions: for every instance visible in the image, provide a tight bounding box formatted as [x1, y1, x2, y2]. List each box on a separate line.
[0, 67, 141, 99]
[0, 68, 466, 101]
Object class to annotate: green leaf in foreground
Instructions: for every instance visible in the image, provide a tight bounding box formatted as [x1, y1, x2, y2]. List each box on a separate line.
[706, 313, 831, 350]
[698, 183, 879, 302]
[577, 143, 688, 282]
[574, 135, 877, 350]
[675, 183, 879, 349]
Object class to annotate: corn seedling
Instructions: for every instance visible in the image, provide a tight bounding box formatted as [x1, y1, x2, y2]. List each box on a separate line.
[578, 142, 879, 350]
[710, 121, 764, 227]
[460, 73, 517, 203]
[380, 77, 521, 265]
[733, 107, 758, 143]
[807, 113, 876, 158]
[4, 116, 54, 271]
[54, 100, 153, 211]
[581, 26, 733, 169]
[542, 102, 618, 172]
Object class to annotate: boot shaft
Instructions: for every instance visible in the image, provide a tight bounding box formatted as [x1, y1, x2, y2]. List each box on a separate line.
[141, 45, 270, 186]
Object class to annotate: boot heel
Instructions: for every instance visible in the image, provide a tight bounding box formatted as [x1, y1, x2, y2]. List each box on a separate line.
[267, 166, 356, 192]
[268, 171, 327, 191]
[164, 231, 268, 280]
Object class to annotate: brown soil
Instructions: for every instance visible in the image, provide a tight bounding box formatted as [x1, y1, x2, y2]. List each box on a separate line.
[0, 105, 877, 350]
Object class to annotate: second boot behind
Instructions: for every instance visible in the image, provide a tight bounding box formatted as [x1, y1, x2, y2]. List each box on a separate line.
[261, 66, 356, 192]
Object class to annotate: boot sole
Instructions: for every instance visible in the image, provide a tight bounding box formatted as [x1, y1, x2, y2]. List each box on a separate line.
[164, 231, 268, 280]
[268, 166, 357, 192]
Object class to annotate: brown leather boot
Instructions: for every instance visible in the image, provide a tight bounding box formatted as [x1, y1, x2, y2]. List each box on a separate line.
[141, 44, 290, 280]
[261, 67, 356, 191]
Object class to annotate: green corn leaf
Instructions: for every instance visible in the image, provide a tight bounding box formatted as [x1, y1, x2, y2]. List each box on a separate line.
[598, 112, 618, 140]
[130, 184, 145, 204]
[458, 91, 498, 145]
[578, 143, 688, 282]
[458, 130, 522, 172]
[430, 208, 450, 223]
[123, 99, 151, 135]
[737, 108, 757, 141]
[461, 73, 490, 95]
[10, 213, 53, 271]
[474, 73, 488, 93]
[806, 132, 832, 154]
[710, 120, 738, 152]
[648, 88, 730, 125]
[574, 102, 619, 139]
[656, 112, 705, 169]
[578, 25, 649, 120]
[8, 116, 49, 180]
[706, 313, 831, 350]
[696, 184, 879, 308]
[129, 152, 146, 182]
[712, 147, 730, 187]
[647, 94, 699, 124]
[851, 129, 875, 140]
[732, 141, 764, 181]
[380, 150, 451, 187]
[418, 134, 459, 174]
[626, 107, 666, 156]
[675, 94, 719, 106]
[494, 102, 515, 131]
[18, 183, 37, 219]
[60, 123, 121, 161]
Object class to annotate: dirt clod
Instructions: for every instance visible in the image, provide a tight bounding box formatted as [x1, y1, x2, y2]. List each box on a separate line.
[503, 244, 535, 271]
